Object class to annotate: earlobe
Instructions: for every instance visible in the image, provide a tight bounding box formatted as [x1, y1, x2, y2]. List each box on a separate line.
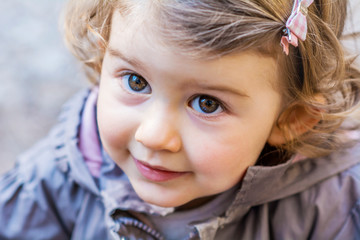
[267, 122, 287, 146]
[267, 97, 324, 146]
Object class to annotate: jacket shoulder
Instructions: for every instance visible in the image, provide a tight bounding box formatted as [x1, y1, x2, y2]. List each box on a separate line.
[271, 162, 360, 239]
[0, 90, 91, 240]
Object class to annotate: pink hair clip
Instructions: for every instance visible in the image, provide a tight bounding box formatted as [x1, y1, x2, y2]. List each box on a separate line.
[281, 0, 314, 55]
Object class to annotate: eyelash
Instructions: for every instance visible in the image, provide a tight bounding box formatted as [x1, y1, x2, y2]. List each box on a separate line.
[188, 95, 227, 118]
[116, 71, 228, 118]
[118, 72, 152, 94]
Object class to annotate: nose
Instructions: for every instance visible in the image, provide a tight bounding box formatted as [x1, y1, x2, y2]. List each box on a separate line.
[134, 104, 182, 153]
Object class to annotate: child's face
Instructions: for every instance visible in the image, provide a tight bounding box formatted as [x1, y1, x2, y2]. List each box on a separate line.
[97, 11, 283, 208]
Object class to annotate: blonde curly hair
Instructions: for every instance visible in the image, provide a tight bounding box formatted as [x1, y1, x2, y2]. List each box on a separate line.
[63, 0, 360, 160]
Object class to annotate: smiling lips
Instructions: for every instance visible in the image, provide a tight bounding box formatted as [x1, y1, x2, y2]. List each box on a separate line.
[134, 158, 188, 182]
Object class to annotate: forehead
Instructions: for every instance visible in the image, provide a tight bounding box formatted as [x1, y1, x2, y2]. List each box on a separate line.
[108, 4, 282, 90]
[112, 0, 159, 27]
[110, 4, 198, 65]
[112, 0, 284, 57]
[109, 3, 285, 65]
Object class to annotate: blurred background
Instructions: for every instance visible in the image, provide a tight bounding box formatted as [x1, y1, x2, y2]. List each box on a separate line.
[0, 0, 87, 174]
[0, 1, 359, 175]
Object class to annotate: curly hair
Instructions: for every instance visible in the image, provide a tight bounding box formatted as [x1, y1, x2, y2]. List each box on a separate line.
[63, 0, 360, 159]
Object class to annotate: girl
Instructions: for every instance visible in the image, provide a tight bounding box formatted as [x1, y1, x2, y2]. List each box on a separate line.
[1, 0, 360, 239]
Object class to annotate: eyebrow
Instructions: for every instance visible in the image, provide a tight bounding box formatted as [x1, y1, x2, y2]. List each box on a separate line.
[107, 47, 249, 98]
[186, 82, 249, 98]
[107, 47, 146, 70]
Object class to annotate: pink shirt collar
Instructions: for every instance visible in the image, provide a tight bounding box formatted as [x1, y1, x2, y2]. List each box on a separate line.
[78, 87, 102, 177]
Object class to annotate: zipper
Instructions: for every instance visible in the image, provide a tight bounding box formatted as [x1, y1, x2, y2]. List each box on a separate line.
[110, 209, 200, 240]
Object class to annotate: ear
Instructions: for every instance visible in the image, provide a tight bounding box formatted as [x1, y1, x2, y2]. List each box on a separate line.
[267, 96, 324, 146]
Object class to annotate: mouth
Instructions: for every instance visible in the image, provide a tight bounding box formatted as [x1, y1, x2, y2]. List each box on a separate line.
[133, 157, 189, 182]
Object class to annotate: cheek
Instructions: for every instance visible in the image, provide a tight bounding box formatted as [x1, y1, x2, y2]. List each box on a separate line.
[184, 123, 271, 182]
[97, 91, 136, 150]
[184, 131, 254, 180]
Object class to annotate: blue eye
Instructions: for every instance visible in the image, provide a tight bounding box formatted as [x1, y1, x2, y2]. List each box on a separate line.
[121, 73, 151, 94]
[190, 95, 223, 114]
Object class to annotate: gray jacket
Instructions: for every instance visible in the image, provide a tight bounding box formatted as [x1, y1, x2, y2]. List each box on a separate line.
[1, 89, 359, 240]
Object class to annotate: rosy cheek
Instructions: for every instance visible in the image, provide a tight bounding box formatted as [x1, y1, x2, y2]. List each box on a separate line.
[97, 106, 130, 150]
[188, 141, 234, 173]
[187, 133, 254, 177]
[187, 141, 248, 192]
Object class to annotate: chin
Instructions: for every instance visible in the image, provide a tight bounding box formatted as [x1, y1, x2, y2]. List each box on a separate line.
[132, 185, 192, 208]
[134, 187, 218, 210]
[138, 192, 189, 208]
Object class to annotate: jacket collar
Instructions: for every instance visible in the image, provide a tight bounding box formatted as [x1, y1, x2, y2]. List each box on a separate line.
[50, 89, 100, 195]
[196, 142, 360, 238]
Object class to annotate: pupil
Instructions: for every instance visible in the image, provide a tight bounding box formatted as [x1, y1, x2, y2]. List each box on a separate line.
[129, 74, 147, 91]
[199, 97, 219, 113]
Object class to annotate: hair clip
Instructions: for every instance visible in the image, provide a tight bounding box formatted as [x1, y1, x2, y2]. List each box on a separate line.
[281, 0, 313, 55]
